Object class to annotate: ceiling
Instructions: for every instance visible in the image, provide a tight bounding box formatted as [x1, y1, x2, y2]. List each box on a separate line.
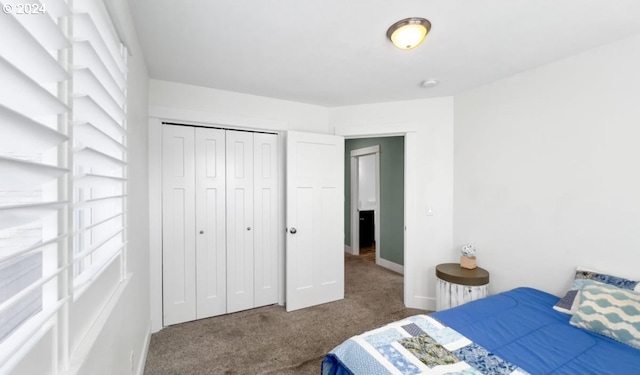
[128, 0, 640, 107]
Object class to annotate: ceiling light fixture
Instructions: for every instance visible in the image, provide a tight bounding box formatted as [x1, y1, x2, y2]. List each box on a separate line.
[421, 79, 439, 88]
[387, 17, 431, 50]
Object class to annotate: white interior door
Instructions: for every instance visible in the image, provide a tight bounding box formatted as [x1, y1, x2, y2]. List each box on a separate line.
[226, 130, 255, 313]
[253, 133, 279, 307]
[162, 124, 196, 325]
[194, 127, 227, 318]
[286, 131, 344, 311]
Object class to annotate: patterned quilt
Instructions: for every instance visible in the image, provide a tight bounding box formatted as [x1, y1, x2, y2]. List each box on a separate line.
[322, 315, 529, 375]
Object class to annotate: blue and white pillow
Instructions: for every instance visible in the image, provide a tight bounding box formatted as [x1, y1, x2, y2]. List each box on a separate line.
[553, 267, 640, 315]
[570, 283, 640, 350]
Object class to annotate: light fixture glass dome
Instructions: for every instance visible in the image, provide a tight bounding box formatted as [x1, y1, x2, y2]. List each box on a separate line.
[387, 18, 431, 50]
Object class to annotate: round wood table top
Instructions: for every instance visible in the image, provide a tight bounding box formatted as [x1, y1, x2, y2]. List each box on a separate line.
[436, 263, 490, 286]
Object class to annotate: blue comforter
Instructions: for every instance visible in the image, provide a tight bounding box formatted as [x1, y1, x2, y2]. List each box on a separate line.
[323, 287, 640, 374]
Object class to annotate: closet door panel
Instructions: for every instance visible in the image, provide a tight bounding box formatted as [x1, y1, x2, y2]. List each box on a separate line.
[226, 131, 254, 313]
[253, 133, 278, 307]
[162, 125, 197, 325]
[195, 127, 227, 318]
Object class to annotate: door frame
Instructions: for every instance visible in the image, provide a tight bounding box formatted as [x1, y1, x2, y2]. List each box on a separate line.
[349, 145, 380, 264]
[336, 126, 417, 308]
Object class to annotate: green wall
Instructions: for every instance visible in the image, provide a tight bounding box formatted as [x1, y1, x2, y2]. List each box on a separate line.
[344, 137, 404, 265]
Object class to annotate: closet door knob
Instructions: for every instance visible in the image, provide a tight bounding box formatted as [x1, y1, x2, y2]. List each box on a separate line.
[289, 227, 297, 234]
[199, 230, 204, 234]
[247, 227, 251, 231]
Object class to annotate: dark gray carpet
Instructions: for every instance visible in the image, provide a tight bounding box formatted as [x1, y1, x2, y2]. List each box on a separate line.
[144, 253, 428, 374]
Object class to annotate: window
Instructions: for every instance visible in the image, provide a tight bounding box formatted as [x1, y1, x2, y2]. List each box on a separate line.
[71, 0, 128, 294]
[0, 0, 128, 370]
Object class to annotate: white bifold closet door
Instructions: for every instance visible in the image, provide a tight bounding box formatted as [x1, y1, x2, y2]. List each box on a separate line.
[162, 125, 278, 326]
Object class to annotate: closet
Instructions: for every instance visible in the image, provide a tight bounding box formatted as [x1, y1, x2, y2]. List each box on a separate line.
[161, 124, 278, 326]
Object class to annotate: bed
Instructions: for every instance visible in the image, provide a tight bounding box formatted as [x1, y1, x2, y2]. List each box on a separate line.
[322, 286, 640, 375]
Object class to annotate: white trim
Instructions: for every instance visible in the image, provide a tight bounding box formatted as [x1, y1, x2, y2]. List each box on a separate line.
[134, 324, 152, 375]
[377, 258, 404, 275]
[334, 122, 420, 309]
[411, 296, 437, 312]
[344, 245, 355, 255]
[350, 156, 359, 256]
[148, 105, 288, 131]
[350, 145, 381, 263]
[148, 118, 163, 333]
[350, 144, 379, 157]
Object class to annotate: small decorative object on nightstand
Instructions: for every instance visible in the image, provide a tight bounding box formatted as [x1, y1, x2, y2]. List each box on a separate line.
[460, 243, 477, 269]
[435, 263, 489, 311]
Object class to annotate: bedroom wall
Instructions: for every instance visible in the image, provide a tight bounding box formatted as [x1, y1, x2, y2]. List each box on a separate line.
[454, 33, 640, 297]
[330, 97, 454, 310]
[148, 79, 330, 133]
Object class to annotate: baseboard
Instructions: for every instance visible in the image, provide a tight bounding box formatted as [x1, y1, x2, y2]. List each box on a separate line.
[377, 258, 404, 275]
[344, 245, 355, 255]
[136, 323, 152, 375]
[408, 296, 437, 311]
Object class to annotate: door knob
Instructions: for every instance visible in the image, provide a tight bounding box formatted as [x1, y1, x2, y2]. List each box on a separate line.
[289, 227, 297, 234]
[199, 230, 204, 234]
[247, 227, 251, 231]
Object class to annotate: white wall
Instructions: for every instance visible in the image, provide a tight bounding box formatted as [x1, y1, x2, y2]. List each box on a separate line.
[454, 33, 640, 296]
[147, 80, 331, 332]
[148, 79, 330, 133]
[330, 97, 454, 310]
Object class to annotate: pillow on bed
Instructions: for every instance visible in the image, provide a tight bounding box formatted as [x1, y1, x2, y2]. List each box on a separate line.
[570, 283, 640, 350]
[553, 267, 640, 314]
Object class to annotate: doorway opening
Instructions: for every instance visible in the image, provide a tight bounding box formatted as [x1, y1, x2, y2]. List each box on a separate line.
[350, 146, 380, 263]
[344, 137, 405, 275]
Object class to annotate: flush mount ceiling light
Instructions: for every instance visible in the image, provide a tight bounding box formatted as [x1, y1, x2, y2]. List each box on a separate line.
[387, 17, 431, 50]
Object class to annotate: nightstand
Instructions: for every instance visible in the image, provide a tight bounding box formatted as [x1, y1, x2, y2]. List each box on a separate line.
[435, 263, 490, 311]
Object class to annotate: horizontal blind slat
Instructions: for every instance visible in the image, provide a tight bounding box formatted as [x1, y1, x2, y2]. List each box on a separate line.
[72, 41, 125, 106]
[9, 2, 69, 51]
[74, 212, 123, 234]
[73, 246, 124, 295]
[73, 68, 125, 121]
[0, 105, 68, 153]
[0, 262, 69, 315]
[73, 122, 127, 154]
[72, 8, 126, 76]
[73, 95, 125, 140]
[72, 227, 124, 263]
[0, 57, 69, 118]
[0, 156, 68, 190]
[0, 202, 68, 230]
[41, 0, 70, 18]
[73, 194, 125, 210]
[0, 297, 68, 369]
[73, 147, 125, 171]
[0, 234, 66, 262]
[73, 174, 125, 188]
[0, 13, 69, 84]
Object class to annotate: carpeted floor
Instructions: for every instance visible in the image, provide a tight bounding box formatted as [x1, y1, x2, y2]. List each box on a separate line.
[143, 253, 428, 374]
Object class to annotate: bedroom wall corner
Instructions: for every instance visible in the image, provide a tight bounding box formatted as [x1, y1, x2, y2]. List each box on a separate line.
[453, 33, 640, 296]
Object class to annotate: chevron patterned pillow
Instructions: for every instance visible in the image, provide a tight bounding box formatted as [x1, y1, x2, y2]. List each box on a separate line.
[570, 283, 640, 350]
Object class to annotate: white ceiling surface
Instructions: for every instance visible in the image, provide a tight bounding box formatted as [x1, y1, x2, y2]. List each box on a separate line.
[129, 0, 640, 107]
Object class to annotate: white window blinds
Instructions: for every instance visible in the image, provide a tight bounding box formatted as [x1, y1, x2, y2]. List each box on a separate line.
[0, 0, 71, 367]
[0, 0, 128, 370]
[71, 0, 128, 293]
